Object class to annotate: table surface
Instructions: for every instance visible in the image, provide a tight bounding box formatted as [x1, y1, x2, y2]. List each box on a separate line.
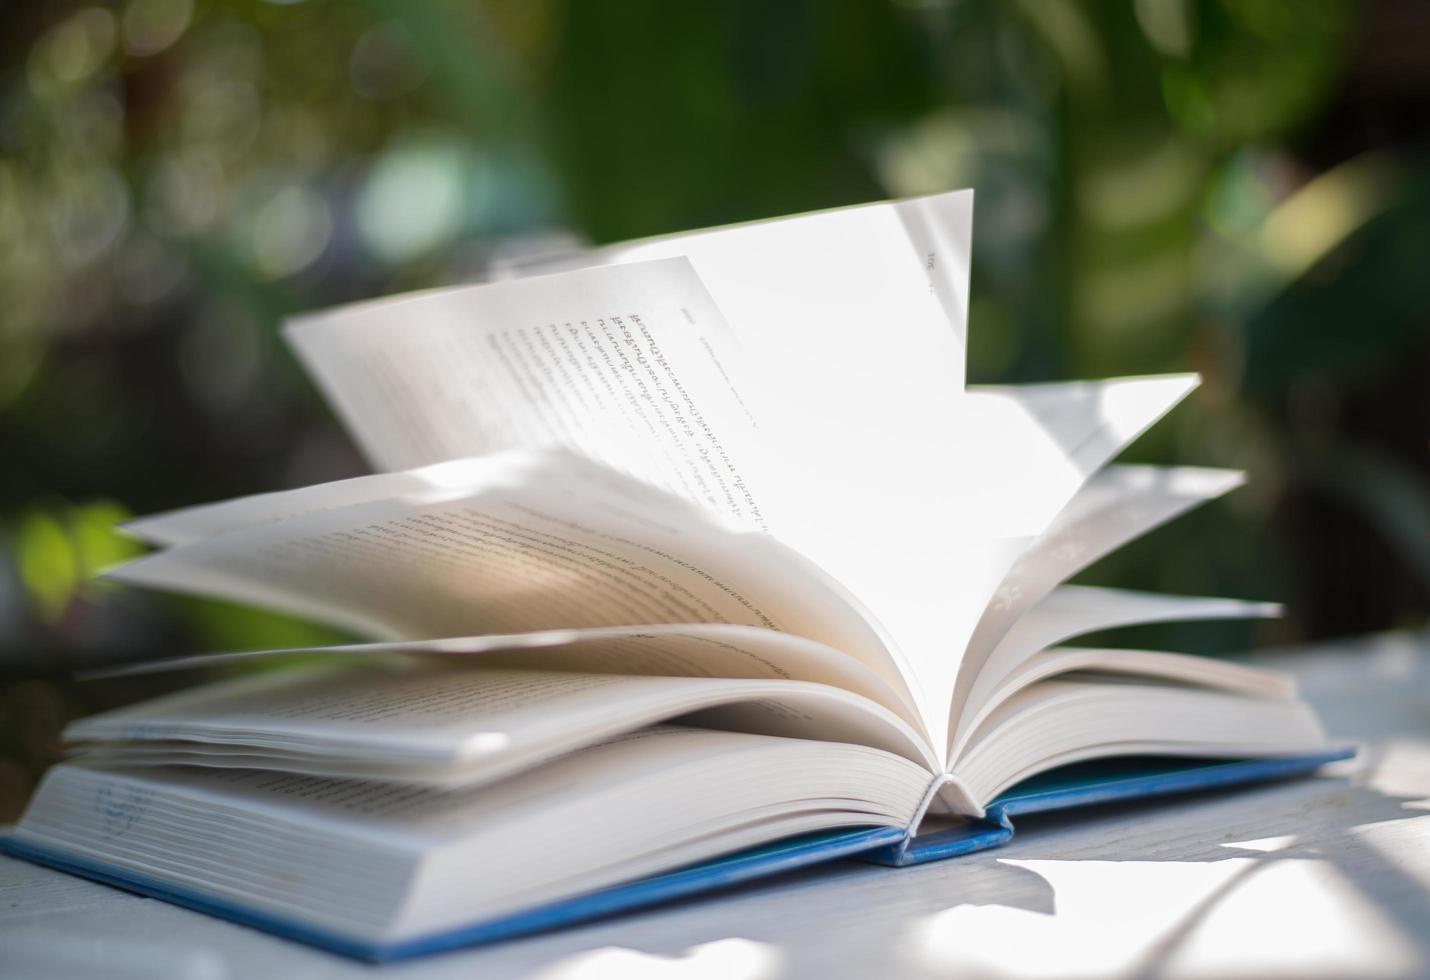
[4, 629, 1429, 980]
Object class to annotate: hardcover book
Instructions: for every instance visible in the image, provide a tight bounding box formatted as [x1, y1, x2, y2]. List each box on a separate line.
[4, 190, 1349, 960]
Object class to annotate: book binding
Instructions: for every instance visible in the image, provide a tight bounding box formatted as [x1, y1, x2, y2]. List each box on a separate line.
[864, 747, 1357, 866]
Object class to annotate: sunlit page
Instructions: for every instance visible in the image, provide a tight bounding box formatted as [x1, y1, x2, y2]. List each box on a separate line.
[505, 192, 980, 748]
[950, 375, 1200, 537]
[986, 585, 1282, 688]
[947, 464, 1248, 754]
[286, 196, 988, 751]
[106, 450, 921, 724]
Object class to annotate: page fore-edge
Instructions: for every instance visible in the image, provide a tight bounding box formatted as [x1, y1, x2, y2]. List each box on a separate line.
[0, 747, 1354, 961]
[0, 824, 904, 961]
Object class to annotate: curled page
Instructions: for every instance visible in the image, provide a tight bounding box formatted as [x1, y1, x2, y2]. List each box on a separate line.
[946, 464, 1247, 753]
[67, 664, 940, 786]
[476, 195, 988, 752]
[82, 623, 920, 728]
[283, 239, 986, 750]
[968, 584, 1282, 709]
[104, 450, 923, 728]
[120, 456, 578, 548]
[887, 374, 1204, 753]
[947, 375, 1200, 539]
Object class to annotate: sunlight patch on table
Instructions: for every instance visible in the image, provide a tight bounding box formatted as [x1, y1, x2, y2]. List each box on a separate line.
[530, 938, 782, 980]
[1363, 739, 1430, 805]
[905, 856, 1420, 978]
[1219, 833, 1296, 852]
[1351, 812, 1430, 892]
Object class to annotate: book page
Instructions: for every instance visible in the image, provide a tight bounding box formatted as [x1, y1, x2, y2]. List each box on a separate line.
[505, 191, 971, 393]
[946, 464, 1246, 755]
[67, 724, 919, 843]
[995, 585, 1282, 666]
[67, 662, 938, 786]
[83, 623, 919, 727]
[954, 584, 1281, 735]
[287, 258, 770, 529]
[121, 457, 539, 547]
[824, 374, 1205, 754]
[477, 195, 993, 754]
[122, 374, 1205, 750]
[948, 647, 1297, 761]
[283, 243, 988, 749]
[947, 375, 1199, 538]
[105, 450, 924, 726]
[948, 678, 1326, 809]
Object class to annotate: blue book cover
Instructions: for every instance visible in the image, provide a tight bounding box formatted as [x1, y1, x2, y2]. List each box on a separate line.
[0, 747, 1352, 961]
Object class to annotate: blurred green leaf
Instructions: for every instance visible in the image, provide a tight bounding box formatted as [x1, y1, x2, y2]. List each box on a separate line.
[13, 508, 76, 622]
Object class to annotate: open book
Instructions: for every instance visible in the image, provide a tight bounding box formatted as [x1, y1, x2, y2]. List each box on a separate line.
[5, 191, 1346, 960]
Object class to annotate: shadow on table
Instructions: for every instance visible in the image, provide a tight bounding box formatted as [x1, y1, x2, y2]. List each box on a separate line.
[956, 767, 1427, 977]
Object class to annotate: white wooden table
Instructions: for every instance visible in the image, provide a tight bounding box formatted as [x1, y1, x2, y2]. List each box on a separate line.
[4, 630, 1429, 979]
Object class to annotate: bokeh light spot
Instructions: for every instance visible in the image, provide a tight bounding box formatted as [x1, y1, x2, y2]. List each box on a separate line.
[27, 8, 116, 95]
[123, 0, 194, 58]
[1134, 0, 1193, 58]
[48, 166, 131, 267]
[243, 182, 332, 279]
[145, 151, 225, 237]
[356, 135, 469, 264]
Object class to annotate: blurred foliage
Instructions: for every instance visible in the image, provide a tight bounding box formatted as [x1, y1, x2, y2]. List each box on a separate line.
[1, 0, 1428, 815]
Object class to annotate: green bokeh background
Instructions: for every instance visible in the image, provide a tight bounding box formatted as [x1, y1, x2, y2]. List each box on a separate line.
[1, 0, 1426, 816]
